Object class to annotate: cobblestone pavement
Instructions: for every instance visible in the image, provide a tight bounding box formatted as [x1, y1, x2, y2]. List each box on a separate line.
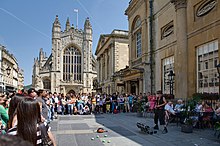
[50, 113, 220, 146]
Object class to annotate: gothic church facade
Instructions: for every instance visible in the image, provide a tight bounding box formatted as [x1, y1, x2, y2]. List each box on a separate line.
[32, 16, 97, 94]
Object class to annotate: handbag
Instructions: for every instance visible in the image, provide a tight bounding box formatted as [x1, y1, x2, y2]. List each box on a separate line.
[39, 123, 54, 146]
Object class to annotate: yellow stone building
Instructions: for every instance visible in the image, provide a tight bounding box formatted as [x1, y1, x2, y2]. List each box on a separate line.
[0, 45, 24, 93]
[125, 0, 219, 98]
[95, 30, 129, 94]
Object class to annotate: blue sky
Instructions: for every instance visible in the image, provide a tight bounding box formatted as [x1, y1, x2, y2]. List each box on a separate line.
[0, 0, 129, 86]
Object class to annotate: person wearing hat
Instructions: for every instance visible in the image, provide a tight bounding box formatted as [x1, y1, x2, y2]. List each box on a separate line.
[153, 90, 168, 133]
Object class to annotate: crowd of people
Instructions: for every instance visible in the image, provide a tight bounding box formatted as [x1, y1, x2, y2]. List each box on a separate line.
[0, 89, 56, 146]
[1, 88, 220, 145]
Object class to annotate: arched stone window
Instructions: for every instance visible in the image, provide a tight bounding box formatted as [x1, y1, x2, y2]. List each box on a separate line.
[43, 79, 51, 90]
[132, 16, 142, 58]
[63, 46, 82, 81]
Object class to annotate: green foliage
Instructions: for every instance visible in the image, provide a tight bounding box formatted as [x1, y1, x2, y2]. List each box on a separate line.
[192, 93, 219, 100]
[214, 122, 220, 131]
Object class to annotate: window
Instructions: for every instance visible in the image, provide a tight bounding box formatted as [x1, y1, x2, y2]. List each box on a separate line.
[43, 79, 51, 90]
[136, 31, 142, 58]
[134, 18, 141, 29]
[162, 56, 174, 94]
[63, 46, 82, 81]
[197, 40, 219, 93]
[132, 16, 142, 58]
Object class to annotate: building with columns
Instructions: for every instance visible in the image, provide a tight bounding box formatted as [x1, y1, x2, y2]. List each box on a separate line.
[95, 30, 129, 94]
[0, 45, 23, 93]
[32, 16, 97, 94]
[125, 0, 219, 98]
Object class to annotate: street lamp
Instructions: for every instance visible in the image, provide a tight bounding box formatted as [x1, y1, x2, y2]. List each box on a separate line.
[6, 67, 11, 76]
[168, 70, 175, 96]
[216, 63, 220, 98]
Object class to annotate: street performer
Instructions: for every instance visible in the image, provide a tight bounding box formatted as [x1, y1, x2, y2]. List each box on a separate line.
[153, 90, 168, 134]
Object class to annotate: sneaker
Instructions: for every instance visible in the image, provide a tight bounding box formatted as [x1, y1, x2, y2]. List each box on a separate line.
[162, 127, 168, 134]
[153, 125, 159, 130]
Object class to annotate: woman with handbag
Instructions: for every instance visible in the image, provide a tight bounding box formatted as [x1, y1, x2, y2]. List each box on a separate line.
[7, 98, 56, 146]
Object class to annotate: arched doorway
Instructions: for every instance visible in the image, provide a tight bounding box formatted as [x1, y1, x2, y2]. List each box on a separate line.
[67, 89, 75, 95]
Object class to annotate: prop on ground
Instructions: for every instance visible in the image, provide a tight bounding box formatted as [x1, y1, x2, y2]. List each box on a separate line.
[97, 127, 108, 133]
[136, 122, 157, 135]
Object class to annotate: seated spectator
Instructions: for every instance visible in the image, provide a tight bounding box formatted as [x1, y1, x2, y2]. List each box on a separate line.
[165, 101, 175, 115]
[194, 101, 202, 112]
[83, 105, 90, 115]
[174, 99, 184, 112]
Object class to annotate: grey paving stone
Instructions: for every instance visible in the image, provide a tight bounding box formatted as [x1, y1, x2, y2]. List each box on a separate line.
[57, 134, 77, 145]
[59, 124, 71, 130]
[75, 133, 104, 146]
[108, 126, 136, 137]
[59, 116, 70, 120]
[71, 123, 90, 130]
[49, 121, 58, 131]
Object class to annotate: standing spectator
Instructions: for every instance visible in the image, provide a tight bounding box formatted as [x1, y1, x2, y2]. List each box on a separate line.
[91, 96, 96, 113]
[36, 89, 48, 121]
[0, 135, 32, 146]
[148, 92, 156, 112]
[105, 95, 111, 113]
[153, 90, 167, 134]
[102, 94, 106, 113]
[111, 93, 117, 113]
[0, 95, 8, 128]
[27, 88, 37, 98]
[128, 94, 133, 112]
[99, 97, 103, 114]
[53, 92, 59, 119]
[7, 98, 56, 146]
[119, 95, 124, 113]
[7, 95, 24, 130]
[60, 94, 67, 115]
[48, 92, 55, 121]
[124, 94, 130, 113]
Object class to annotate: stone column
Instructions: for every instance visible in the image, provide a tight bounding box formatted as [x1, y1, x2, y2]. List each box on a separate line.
[136, 81, 139, 95]
[105, 50, 108, 80]
[139, 78, 143, 94]
[100, 55, 103, 82]
[171, 0, 188, 98]
[128, 81, 131, 94]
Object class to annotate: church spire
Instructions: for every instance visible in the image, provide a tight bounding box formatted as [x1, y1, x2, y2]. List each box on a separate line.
[84, 17, 92, 29]
[53, 15, 60, 27]
[65, 17, 70, 31]
[52, 15, 61, 39]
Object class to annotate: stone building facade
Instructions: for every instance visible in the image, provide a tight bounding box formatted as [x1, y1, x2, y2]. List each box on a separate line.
[0, 45, 23, 93]
[17, 68, 24, 91]
[95, 30, 129, 94]
[32, 16, 97, 94]
[125, 0, 219, 98]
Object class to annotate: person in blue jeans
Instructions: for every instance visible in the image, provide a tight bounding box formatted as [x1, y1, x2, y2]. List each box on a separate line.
[111, 94, 117, 113]
[128, 94, 133, 112]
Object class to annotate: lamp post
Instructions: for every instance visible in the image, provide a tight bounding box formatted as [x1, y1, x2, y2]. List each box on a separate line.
[6, 67, 11, 76]
[216, 63, 220, 99]
[168, 70, 175, 96]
